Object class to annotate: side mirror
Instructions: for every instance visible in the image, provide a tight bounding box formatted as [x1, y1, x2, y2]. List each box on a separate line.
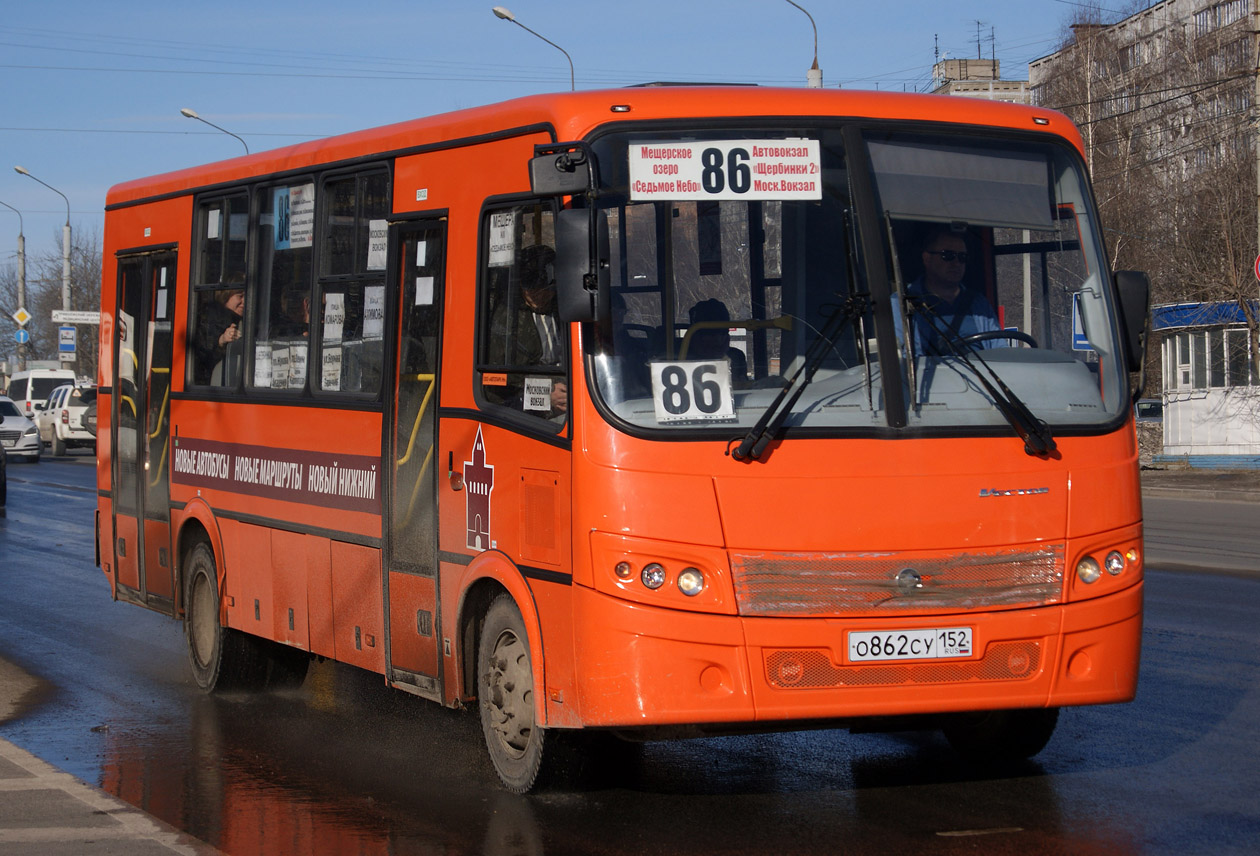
[1114, 270, 1150, 374]
[529, 143, 591, 197]
[555, 208, 609, 323]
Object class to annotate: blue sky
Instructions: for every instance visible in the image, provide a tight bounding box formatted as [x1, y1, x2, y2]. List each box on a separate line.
[0, 0, 1096, 254]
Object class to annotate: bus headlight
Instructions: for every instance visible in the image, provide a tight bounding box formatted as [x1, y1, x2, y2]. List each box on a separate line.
[1076, 556, 1102, 584]
[677, 567, 705, 597]
[1105, 551, 1125, 576]
[641, 563, 666, 590]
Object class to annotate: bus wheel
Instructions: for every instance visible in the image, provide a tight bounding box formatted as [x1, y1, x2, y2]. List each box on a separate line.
[184, 541, 265, 692]
[942, 707, 1059, 763]
[479, 594, 548, 793]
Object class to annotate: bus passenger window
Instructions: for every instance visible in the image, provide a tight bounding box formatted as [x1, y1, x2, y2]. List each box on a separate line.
[250, 181, 314, 391]
[316, 170, 390, 396]
[478, 202, 567, 426]
[188, 194, 249, 387]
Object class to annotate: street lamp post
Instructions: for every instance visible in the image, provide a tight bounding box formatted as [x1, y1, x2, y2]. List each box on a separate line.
[13, 166, 70, 315]
[783, 0, 823, 88]
[0, 200, 27, 371]
[14, 166, 72, 373]
[180, 108, 250, 155]
[492, 7, 575, 91]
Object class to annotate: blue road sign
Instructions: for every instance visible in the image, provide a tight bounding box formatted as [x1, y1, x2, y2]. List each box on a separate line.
[15, 329, 29, 344]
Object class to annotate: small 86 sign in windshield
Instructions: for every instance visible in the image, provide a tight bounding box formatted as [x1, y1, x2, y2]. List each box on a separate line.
[629, 140, 822, 201]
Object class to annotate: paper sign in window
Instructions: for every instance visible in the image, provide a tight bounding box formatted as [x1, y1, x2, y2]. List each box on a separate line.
[415, 276, 435, 306]
[322, 347, 343, 391]
[363, 285, 385, 340]
[367, 219, 388, 270]
[289, 342, 308, 389]
[488, 211, 516, 267]
[323, 292, 345, 342]
[254, 344, 273, 387]
[523, 377, 553, 412]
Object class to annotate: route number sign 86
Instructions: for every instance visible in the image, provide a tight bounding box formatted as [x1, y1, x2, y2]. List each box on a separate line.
[650, 360, 735, 423]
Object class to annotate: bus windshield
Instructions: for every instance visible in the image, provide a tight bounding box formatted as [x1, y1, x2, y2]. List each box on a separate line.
[586, 125, 1127, 438]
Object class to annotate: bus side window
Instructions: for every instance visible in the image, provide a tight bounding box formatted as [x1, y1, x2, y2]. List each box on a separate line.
[477, 202, 567, 427]
[315, 170, 390, 396]
[188, 194, 249, 388]
[249, 181, 315, 392]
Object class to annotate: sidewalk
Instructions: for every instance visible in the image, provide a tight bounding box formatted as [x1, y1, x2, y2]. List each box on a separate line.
[1139, 465, 1260, 502]
[0, 659, 222, 856]
[0, 467, 1254, 854]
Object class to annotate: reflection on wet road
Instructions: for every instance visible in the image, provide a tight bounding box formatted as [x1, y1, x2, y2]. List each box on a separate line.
[1, 458, 1258, 855]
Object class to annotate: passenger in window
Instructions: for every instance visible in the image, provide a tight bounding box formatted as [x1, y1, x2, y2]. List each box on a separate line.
[686, 298, 748, 383]
[488, 244, 567, 418]
[195, 279, 245, 385]
[904, 226, 1000, 354]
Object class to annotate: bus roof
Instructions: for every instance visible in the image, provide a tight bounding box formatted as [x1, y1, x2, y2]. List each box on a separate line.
[106, 87, 1081, 207]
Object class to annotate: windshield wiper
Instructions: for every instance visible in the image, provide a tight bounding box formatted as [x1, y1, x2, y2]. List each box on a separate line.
[908, 297, 1057, 457]
[732, 293, 869, 462]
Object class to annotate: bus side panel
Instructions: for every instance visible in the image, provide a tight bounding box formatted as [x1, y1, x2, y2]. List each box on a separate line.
[98, 495, 116, 589]
[114, 515, 141, 591]
[330, 541, 385, 674]
[143, 517, 174, 601]
[270, 529, 312, 651]
[222, 520, 275, 639]
[387, 572, 438, 675]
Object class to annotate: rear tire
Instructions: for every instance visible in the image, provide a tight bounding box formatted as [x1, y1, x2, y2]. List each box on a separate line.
[52, 433, 65, 457]
[943, 707, 1059, 763]
[184, 541, 269, 692]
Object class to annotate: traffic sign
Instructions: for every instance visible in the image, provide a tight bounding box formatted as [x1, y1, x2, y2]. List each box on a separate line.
[12, 307, 31, 326]
[50, 310, 101, 324]
[59, 325, 77, 353]
[1254, 253, 1260, 281]
[15, 329, 29, 344]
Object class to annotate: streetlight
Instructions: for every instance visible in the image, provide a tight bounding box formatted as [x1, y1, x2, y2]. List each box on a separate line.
[783, 0, 823, 88]
[180, 108, 250, 154]
[492, 6, 575, 91]
[0, 199, 27, 371]
[13, 166, 71, 318]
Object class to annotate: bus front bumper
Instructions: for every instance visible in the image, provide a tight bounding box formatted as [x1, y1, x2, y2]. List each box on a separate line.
[566, 581, 1142, 728]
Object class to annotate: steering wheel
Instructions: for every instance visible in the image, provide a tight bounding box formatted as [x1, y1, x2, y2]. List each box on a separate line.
[960, 329, 1038, 348]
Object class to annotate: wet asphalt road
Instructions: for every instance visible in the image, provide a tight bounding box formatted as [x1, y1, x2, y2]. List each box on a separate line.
[0, 454, 1257, 855]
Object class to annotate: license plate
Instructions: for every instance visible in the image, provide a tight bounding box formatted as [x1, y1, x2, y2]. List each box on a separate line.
[848, 627, 972, 662]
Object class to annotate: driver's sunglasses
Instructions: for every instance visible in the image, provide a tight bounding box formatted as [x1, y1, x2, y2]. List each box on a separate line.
[927, 249, 968, 263]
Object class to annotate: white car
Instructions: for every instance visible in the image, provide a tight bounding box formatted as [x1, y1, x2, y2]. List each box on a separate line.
[35, 383, 96, 456]
[0, 395, 42, 463]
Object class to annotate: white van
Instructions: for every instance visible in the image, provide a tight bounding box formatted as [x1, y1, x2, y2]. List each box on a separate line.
[5, 368, 76, 418]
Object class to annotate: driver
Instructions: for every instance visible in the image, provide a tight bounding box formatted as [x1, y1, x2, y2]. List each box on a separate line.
[905, 225, 1001, 354]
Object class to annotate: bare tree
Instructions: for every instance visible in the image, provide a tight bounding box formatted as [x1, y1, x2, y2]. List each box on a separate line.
[0, 227, 101, 379]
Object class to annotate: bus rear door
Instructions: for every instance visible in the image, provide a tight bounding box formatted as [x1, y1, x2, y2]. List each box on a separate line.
[111, 250, 178, 613]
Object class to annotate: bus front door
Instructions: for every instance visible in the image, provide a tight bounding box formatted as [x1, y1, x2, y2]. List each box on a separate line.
[111, 250, 178, 614]
[383, 220, 445, 700]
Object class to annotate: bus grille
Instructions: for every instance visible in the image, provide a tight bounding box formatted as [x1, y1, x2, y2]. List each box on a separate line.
[764, 641, 1042, 689]
[730, 545, 1064, 616]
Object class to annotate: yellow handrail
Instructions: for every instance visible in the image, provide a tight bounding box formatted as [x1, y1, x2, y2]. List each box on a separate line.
[395, 373, 436, 530]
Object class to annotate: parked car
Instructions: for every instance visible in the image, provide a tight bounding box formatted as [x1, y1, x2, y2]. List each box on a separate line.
[35, 383, 96, 456]
[1135, 398, 1163, 423]
[79, 387, 98, 437]
[5, 367, 76, 417]
[0, 395, 42, 462]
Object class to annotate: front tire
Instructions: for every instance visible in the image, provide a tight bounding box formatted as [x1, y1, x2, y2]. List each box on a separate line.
[479, 594, 550, 792]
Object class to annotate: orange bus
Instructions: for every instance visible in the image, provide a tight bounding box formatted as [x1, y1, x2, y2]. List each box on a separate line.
[96, 86, 1149, 792]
